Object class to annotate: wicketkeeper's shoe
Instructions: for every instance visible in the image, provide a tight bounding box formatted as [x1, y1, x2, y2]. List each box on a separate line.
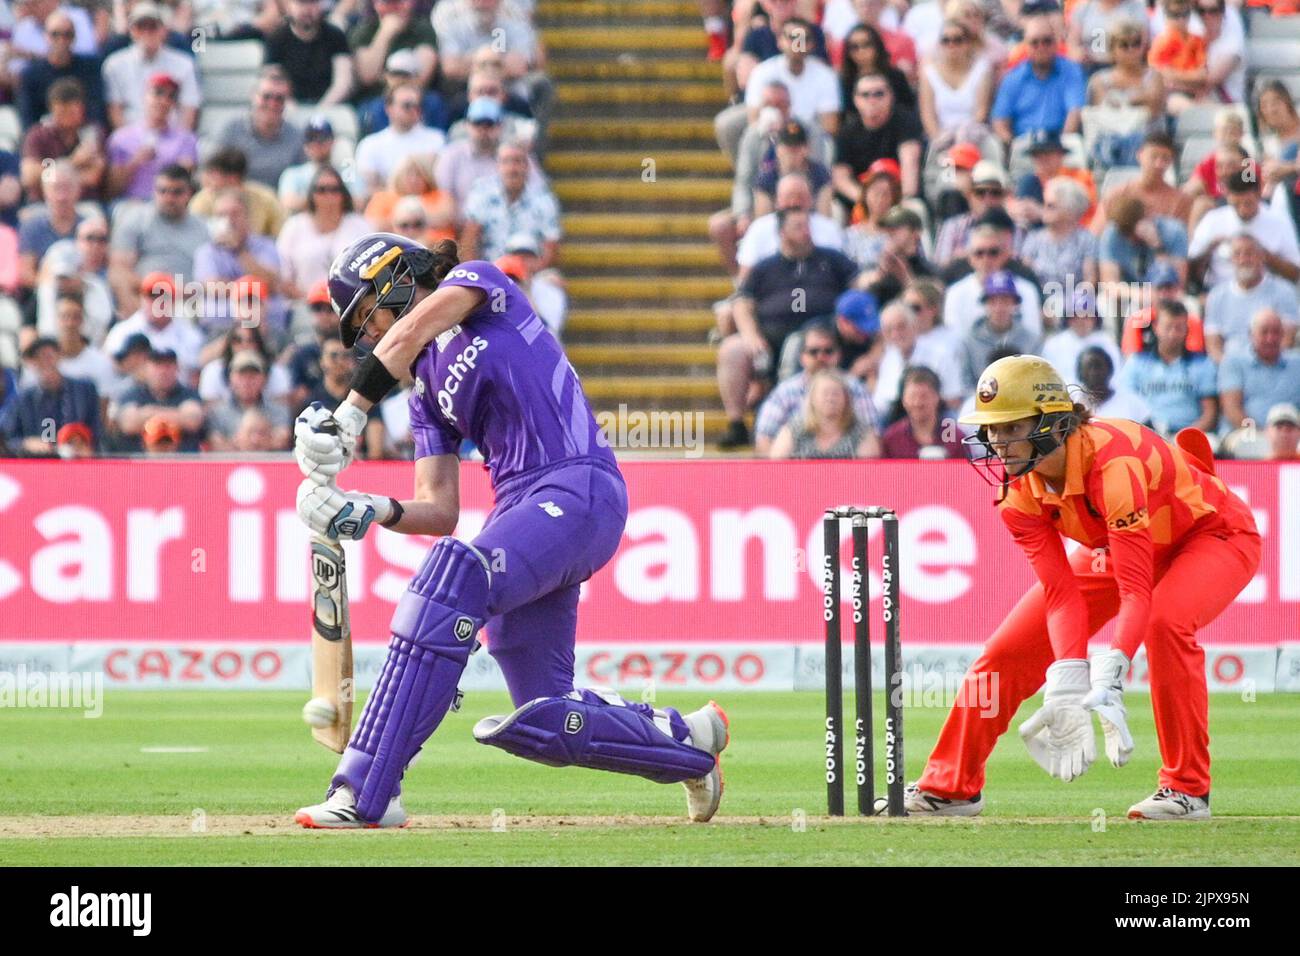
[294, 784, 409, 829]
[1127, 787, 1211, 821]
[681, 700, 730, 823]
[874, 783, 984, 816]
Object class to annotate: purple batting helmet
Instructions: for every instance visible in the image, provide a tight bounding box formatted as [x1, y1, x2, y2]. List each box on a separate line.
[328, 232, 438, 347]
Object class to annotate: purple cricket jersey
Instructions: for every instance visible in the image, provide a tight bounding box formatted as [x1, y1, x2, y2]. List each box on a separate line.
[408, 261, 616, 487]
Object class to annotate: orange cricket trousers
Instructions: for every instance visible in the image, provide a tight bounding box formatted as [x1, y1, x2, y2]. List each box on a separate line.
[917, 524, 1261, 799]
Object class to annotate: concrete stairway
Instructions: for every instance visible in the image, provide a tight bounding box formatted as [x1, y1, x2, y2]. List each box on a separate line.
[537, 0, 735, 440]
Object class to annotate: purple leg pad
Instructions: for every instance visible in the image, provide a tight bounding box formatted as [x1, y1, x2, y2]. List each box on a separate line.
[472, 688, 715, 784]
[332, 537, 490, 820]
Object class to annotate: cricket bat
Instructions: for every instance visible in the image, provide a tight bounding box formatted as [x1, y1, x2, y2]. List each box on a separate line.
[308, 535, 353, 753]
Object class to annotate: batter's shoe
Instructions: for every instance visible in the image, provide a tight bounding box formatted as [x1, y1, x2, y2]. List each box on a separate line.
[1127, 787, 1211, 821]
[874, 783, 984, 816]
[681, 701, 730, 822]
[295, 784, 409, 829]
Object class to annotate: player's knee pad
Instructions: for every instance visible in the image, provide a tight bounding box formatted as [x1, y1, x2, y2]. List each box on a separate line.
[472, 688, 716, 784]
[334, 537, 491, 820]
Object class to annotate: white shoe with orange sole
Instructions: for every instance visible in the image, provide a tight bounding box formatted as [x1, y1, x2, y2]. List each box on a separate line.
[295, 784, 409, 829]
[1127, 787, 1210, 821]
[681, 701, 729, 823]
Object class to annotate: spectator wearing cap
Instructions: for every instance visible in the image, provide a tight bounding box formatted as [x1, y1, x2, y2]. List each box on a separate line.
[277, 165, 371, 301]
[105, 332, 154, 407]
[102, 272, 204, 382]
[349, 0, 439, 103]
[1041, 286, 1121, 388]
[16, 9, 107, 131]
[53, 422, 95, 458]
[20, 77, 105, 201]
[1148, 0, 1206, 115]
[198, 322, 292, 408]
[733, 17, 841, 163]
[879, 365, 967, 460]
[735, 173, 845, 280]
[111, 347, 205, 452]
[264, 0, 354, 106]
[931, 156, 1004, 265]
[109, 164, 208, 306]
[943, 221, 1043, 338]
[300, 331, 386, 456]
[1090, 132, 1189, 233]
[1119, 260, 1207, 355]
[917, 17, 994, 141]
[831, 288, 879, 378]
[35, 220, 114, 343]
[499, 231, 567, 337]
[1011, 130, 1096, 229]
[754, 119, 832, 218]
[285, 280, 341, 411]
[353, 82, 447, 197]
[1075, 345, 1150, 424]
[205, 351, 291, 451]
[434, 0, 546, 110]
[1019, 176, 1097, 290]
[853, 205, 935, 308]
[1117, 299, 1218, 436]
[16, 159, 81, 289]
[717, 207, 858, 449]
[104, 72, 197, 201]
[1218, 308, 1300, 431]
[190, 148, 287, 238]
[843, 162, 899, 269]
[1265, 403, 1300, 461]
[20, 292, 115, 402]
[357, 49, 452, 138]
[753, 322, 878, 456]
[461, 141, 560, 265]
[871, 299, 965, 416]
[1204, 233, 1299, 362]
[193, 189, 287, 341]
[435, 96, 545, 222]
[214, 66, 306, 191]
[990, 13, 1084, 143]
[1098, 195, 1188, 290]
[1189, 167, 1300, 289]
[832, 70, 921, 211]
[278, 117, 361, 214]
[102, 1, 206, 59]
[5, 336, 100, 455]
[956, 271, 1044, 391]
[362, 154, 456, 241]
[102, 3, 200, 130]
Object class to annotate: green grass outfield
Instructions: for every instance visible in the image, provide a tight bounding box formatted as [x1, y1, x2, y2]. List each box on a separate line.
[2, 691, 1297, 866]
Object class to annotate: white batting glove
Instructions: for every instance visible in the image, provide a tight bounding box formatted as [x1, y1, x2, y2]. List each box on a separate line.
[1019, 659, 1097, 782]
[294, 401, 368, 483]
[1082, 649, 1135, 768]
[296, 479, 396, 541]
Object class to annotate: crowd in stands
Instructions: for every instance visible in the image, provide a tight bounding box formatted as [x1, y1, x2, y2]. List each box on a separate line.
[706, 0, 1300, 461]
[0, 0, 564, 458]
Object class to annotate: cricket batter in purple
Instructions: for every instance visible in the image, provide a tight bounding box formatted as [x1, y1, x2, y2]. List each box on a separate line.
[291, 234, 729, 828]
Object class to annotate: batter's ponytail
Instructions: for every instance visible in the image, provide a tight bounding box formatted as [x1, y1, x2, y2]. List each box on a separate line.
[416, 239, 460, 289]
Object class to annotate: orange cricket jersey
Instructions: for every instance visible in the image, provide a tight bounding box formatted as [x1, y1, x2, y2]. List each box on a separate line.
[1149, 31, 1206, 72]
[998, 418, 1256, 657]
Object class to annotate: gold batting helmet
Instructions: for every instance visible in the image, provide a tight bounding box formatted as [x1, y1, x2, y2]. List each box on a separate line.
[959, 354, 1075, 426]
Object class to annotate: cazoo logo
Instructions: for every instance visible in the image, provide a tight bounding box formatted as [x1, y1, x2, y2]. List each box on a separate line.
[437, 335, 490, 422]
[447, 268, 480, 281]
[1109, 507, 1148, 530]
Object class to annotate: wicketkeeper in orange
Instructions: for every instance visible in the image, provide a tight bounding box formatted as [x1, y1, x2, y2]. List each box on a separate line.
[900, 355, 1260, 821]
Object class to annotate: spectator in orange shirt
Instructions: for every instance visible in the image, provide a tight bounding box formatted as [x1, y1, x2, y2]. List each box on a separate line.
[1148, 0, 1207, 115]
